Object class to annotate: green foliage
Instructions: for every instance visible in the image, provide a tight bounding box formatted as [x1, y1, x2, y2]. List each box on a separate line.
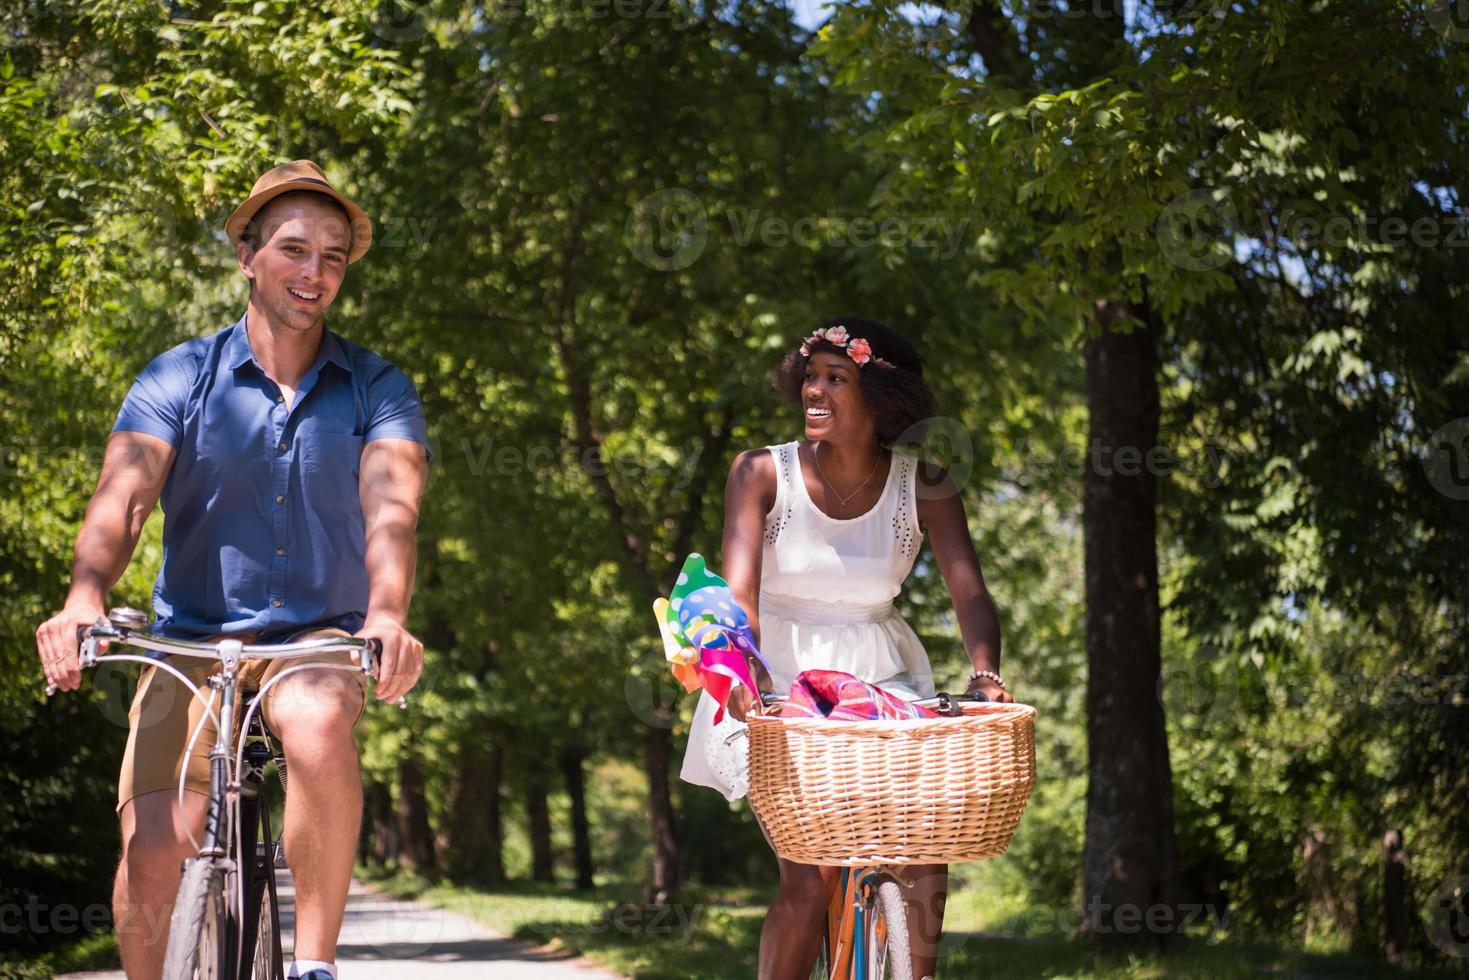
[809, 0, 1469, 960]
[5, 0, 1467, 972]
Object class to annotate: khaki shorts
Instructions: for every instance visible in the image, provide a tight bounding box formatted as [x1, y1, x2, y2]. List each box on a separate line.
[116, 628, 367, 811]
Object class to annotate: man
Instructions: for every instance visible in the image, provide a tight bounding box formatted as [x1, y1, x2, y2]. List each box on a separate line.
[34, 160, 430, 980]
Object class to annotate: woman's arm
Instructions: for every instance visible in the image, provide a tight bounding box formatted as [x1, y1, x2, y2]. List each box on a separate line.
[915, 462, 1011, 703]
[720, 448, 777, 713]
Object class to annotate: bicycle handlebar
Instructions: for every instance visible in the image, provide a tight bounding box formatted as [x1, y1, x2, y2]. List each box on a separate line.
[47, 611, 385, 698]
[757, 689, 989, 716]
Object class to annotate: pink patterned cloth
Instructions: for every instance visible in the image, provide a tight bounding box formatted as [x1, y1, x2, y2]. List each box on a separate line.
[778, 669, 941, 721]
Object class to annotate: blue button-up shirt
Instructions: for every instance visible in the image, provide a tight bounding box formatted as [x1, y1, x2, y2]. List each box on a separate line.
[113, 314, 430, 640]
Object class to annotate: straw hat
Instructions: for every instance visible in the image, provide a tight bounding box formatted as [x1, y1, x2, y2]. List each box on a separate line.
[225, 160, 372, 264]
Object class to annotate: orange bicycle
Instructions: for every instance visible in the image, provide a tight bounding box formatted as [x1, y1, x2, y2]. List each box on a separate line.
[749, 691, 1037, 980]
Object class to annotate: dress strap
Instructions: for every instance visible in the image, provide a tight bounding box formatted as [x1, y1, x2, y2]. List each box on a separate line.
[892, 452, 920, 562]
[763, 442, 796, 546]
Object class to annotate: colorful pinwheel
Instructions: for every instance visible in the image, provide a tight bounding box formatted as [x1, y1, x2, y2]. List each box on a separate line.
[653, 553, 769, 723]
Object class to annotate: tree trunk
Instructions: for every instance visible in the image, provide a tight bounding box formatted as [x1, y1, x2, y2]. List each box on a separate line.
[364, 779, 397, 869]
[561, 746, 596, 891]
[1300, 827, 1336, 943]
[645, 725, 679, 904]
[527, 768, 555, 883]
[1080, 304, 1179, 949]
[396, 755, 438, 873]
[447, 737, 506, 885]
[1383, 829, 1407, 962]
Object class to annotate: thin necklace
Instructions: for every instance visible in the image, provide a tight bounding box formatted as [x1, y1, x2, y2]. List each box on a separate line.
[813, 442, 882, 507]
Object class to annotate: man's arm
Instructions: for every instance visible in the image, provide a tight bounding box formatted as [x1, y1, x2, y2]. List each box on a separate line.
[356, 437, 428, 702]
[36, 431, 175, 692]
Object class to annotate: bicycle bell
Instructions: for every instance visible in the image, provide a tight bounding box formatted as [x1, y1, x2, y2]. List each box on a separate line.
[107, 607, 151, 630]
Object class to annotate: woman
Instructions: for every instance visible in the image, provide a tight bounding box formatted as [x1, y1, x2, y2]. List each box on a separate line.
[681, 317, 1009, 979]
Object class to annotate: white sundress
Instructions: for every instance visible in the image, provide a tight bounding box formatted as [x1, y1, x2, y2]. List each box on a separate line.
[680, 441, 936, 801]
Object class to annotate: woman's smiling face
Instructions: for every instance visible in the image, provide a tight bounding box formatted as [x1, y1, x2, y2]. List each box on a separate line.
[802, 349, 873, 441]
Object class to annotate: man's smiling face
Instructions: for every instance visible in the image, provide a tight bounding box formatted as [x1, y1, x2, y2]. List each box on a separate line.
[237, 193, 351, 333]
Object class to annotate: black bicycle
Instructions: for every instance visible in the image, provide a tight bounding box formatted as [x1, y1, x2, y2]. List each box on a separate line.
[51, 607, 382, 980]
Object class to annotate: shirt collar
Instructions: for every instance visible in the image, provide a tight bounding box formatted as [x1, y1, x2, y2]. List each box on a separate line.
[318, 330, 352, 374]
[226, 314, 353, 375]
[225, 315, 255, 370]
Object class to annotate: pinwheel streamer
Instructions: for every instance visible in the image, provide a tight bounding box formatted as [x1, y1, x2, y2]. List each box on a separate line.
[653, 553, 770, 723]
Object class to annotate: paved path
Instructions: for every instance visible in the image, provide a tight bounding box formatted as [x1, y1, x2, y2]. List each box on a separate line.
[62, 871, 624, 979]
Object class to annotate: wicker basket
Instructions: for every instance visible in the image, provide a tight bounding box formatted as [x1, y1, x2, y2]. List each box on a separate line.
[746, 702, 1036, 867]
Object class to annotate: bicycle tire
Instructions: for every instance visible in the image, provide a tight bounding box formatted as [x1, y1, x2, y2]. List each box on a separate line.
[237, 788, 283, 980]
[248, 877, 277, 980]
[871, 879, 913, 980]
[808, 935, 831, 980]
[163, 857, 229, 980]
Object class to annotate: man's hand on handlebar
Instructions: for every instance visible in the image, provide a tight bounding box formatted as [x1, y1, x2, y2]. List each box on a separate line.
[35, 602, 106, 694]
[355, 614, 424, 703]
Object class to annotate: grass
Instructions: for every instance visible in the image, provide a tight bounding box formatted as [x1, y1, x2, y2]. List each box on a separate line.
[0, 931, 120, 979]
[14, 867, 1464, 978]
[362, 869, 1469, 980]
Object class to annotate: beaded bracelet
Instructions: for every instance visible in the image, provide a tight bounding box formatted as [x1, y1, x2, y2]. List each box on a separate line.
[967, 669, 1005, 690]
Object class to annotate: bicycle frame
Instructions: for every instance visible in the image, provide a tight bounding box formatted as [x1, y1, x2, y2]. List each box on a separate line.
[63, 617, 382, 979]
[235, 702, 284, 980]
[821, 866, 901, 980]
[755, 688, 985, 980]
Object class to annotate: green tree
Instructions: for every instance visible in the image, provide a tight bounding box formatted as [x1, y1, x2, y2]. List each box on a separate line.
[813, 0, 1469, 957]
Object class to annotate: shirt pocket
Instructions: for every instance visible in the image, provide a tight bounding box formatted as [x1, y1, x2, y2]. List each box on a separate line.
[304, 430, 365, 512]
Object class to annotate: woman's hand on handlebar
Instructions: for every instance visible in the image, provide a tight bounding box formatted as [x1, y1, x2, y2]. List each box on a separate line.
[965, 675, 1012, 703]
[725, 685, 755, 723]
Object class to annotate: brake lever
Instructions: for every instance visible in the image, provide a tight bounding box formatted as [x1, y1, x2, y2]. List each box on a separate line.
[47, 620, 112, 697]
[354, 638, 407, 709]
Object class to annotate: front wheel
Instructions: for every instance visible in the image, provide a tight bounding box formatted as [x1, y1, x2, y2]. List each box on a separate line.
[870, 878, 913, 980]
[163, 858, 229, 980]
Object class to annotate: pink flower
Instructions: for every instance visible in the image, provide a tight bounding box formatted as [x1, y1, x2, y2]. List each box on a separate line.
[846, 337, 873, 364]
[822, 325, 850, 346]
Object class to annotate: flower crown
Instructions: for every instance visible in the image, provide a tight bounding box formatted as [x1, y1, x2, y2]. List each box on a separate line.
[798, 324, 895, 369]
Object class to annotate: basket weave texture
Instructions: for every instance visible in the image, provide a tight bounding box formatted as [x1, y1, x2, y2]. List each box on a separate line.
[746, 702, 1036, 867]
